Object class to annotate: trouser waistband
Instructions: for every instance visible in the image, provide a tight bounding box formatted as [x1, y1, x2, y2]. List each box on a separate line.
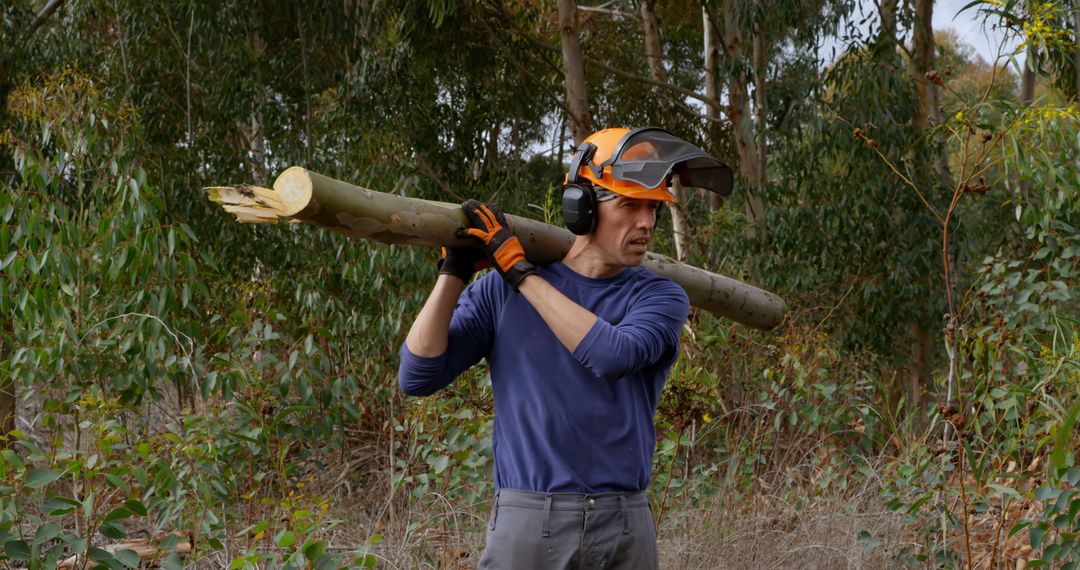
[494, 489, 649, 511]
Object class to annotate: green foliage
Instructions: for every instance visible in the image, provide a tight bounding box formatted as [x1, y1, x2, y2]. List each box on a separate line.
[0, 0, 1077, 566]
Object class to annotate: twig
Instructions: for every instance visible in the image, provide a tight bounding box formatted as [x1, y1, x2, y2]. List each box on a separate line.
[830, 108, 945, 225]
[654, 424, 686, 532]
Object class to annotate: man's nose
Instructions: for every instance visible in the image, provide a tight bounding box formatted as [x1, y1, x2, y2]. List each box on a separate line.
[637, 208, 656, 230]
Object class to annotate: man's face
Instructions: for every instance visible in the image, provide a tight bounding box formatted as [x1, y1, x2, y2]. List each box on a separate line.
[592, 195, 661, 267]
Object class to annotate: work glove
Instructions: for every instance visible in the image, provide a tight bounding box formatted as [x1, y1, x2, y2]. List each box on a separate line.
[437, 246, 490, 283]
[457, 200, 538, 291]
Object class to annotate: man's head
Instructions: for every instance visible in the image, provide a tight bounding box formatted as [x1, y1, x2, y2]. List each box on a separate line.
[589, 194, 661, 268]
[561, 127, 733, 236]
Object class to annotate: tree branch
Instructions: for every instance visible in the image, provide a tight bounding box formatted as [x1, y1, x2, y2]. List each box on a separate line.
[490, 3, 724, 110]
[23, 0, 67, 44]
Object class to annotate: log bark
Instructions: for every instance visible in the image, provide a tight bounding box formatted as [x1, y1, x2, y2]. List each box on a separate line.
[207, 167, 788, 329]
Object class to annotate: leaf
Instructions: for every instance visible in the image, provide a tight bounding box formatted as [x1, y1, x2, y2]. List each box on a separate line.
[856, 530, 881, 553]
[1, 450, 24, 471]
[26, 468, 61, 489]
[160, 553, 183, 570]
[41, 497, 80, 515]
[431, 454, 450, 474]
[303, 539, 328, 560]
[988, 483, 1022, 499]
[32, 522, 60, 546]
[123, 499, 147, 516]
[3, 539, 30, 561]
[103, 472, 130, 493]
[1030, 523, 1047, 549]
[1051, 400, 1080, 470]
[98, 521, 126, 539]
[104, 506, 133, 522]
[275, 530, 296, 548]
[1036, 486, 1061, 502]
[1008, 520, 1032, 538]
[0, 251, 15, 271]
[114, 548, 140, 568]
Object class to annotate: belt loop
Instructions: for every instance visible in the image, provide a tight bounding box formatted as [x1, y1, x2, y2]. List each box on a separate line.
[542, 493, 553, 538]
[489, 490, 500, 531]
[620, 495, 630, 534]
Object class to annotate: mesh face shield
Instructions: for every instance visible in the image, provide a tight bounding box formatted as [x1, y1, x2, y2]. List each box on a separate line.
[597, 128, 734, 196]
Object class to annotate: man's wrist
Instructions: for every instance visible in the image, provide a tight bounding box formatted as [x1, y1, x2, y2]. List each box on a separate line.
[504, 261, 538, 291]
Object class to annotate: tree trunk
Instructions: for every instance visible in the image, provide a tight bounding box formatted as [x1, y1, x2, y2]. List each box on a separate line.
[640, 0, 690, 261]
[911, 0, 941, 133]
[719, 0, 765, 225]
[751, 0, 767, 184]
[909, 0, 946, 414]
[557, 0, 593, 144]
[640, 0, 665, 82]
[1021, 42, 1037, 106]
[1074, 0, 1080, 98]
[908, 323, 933, 417]
[0, 323, 13, 441]
[669, 177, 691, 261]
[702, 6, 722, 211]
[876, 0, 898, 54]
[207, 167, 789, 329]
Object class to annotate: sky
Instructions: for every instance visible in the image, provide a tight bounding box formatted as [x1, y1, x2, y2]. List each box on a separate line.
[822, 0, 1027, 70]
[933, 0, 1025, 68]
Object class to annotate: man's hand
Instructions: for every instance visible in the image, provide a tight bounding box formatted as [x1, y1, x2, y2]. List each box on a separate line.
[438, 246, 490, 283]
[457, 200, 537, 290]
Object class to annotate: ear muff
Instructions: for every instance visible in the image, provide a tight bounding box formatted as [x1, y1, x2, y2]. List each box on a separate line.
[562, 183, 598, 235]
[563, 142, 599, 235]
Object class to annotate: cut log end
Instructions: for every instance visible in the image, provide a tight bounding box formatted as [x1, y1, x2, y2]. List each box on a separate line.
[206, 175, 312, 224]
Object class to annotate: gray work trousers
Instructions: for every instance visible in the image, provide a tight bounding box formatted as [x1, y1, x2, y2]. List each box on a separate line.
[477, 489, 660, 570]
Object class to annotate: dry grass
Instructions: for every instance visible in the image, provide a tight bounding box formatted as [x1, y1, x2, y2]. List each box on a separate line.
[658, 491, 911, 569]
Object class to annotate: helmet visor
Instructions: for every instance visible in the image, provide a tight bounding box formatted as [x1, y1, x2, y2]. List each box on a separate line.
[608, 128, 734, 196]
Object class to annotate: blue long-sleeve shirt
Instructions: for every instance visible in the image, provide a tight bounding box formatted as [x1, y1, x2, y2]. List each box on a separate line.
[398, 262, 689, 493]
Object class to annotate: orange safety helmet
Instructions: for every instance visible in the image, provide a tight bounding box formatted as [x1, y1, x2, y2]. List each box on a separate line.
[569, 128, 677, 203]
[561, 127, 734, 234]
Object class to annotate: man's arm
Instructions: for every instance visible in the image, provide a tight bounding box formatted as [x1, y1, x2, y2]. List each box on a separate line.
[399, 247, 494, 396]
[517, 274, 597, 353]
[404, 274, 466, 357]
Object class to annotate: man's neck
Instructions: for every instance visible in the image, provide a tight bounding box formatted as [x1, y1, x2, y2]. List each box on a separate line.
[562, 238, 625, 279]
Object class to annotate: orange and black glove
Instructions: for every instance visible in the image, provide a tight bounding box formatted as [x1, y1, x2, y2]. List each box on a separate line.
[437, 246, 490, 283]
[457, 200, 537, 291]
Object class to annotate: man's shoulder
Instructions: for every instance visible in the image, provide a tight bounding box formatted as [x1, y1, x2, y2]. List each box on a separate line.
[629, 266, 687, 298]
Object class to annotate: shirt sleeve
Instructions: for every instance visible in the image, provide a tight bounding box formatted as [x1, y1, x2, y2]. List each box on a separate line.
[397, 273, 501, 396]
[571, 278, 689, 381]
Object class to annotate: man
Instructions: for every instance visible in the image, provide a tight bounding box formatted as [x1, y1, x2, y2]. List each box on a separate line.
[398, 127, 733, 569]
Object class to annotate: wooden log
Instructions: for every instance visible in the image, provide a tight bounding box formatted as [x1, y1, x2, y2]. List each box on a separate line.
[56, 535, 192, 568]
[207, 167, 788, 329]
